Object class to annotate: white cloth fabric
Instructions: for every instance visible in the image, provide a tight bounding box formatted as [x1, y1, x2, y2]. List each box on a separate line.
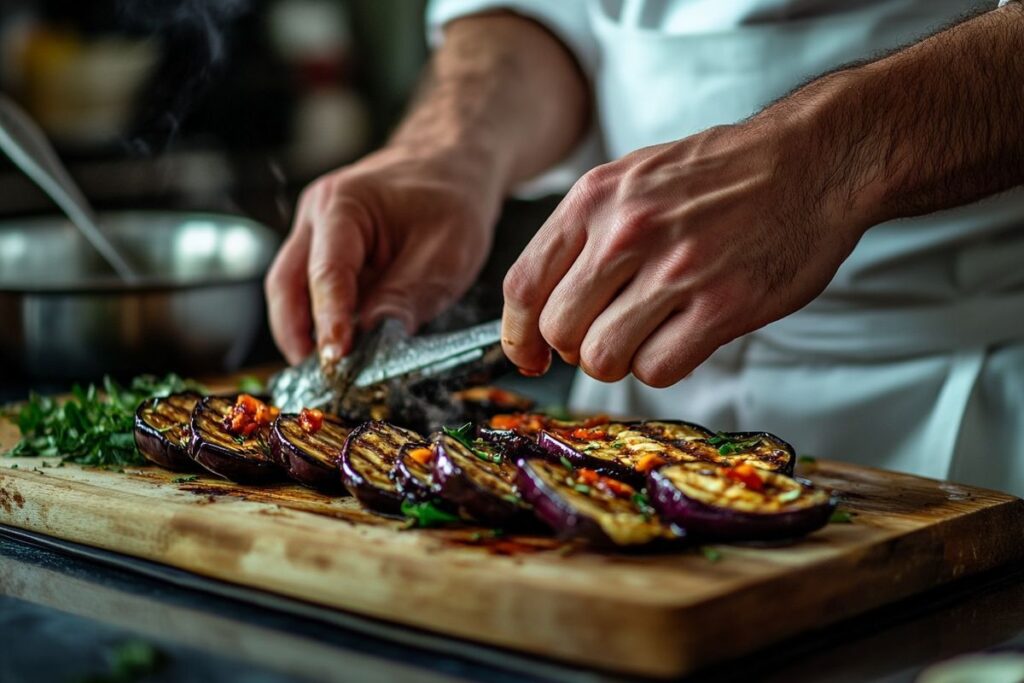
[427, 0, 1024, 494]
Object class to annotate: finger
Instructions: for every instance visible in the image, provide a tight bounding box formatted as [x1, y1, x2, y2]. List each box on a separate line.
[501, 201, 588, 375]
[307, 195, 370, 364]
[577, 271, 678, 382]
[537, 241, 638, 366]
[630, 306, 724, 388]
[359, 240, 468, 334]
[265, 216, 313, 365]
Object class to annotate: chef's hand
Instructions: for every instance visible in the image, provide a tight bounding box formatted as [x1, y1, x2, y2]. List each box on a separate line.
[265, 12, 588, 366]
[266, 146, 502, 365]
[501, 120, 872, 386]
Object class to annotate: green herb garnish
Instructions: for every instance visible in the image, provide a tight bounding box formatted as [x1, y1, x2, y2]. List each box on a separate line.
[631, 490, 655, 515]
[829, 510, 854, 524]
[79, 639, 166, 683]
[559, 455, 575, 471]
[442, 423, 501, 463]
[700, 546, 722, 563]
[236, 375, 265, 394]
[5, 374, 203, 468]
[171, 475, 199, 484]
[401, 499, 461, 528]
[573, 484, 591, 495]
[708, 432, 762, 455]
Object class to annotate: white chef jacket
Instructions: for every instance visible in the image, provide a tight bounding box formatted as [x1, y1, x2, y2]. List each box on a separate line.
[428, 0, 1024, 495]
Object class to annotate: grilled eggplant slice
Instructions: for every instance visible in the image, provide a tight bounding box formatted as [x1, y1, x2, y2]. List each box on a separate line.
[189, 396, 281, 483]
[391, 441, 437, 502]
[703, 431, 796, 475]
[516, 459, 675, 547]
[479, 413, 604, 461]
[269, 411, 352, 494]
[536, 423, 703, 486]
[537, 420, 797, 485]
[641, 421, 795, 475]
[648, 463, 834, 540]
[432, 431, 533, 526]
[134, 392, 201, 471]
[341, 421, 424, 515]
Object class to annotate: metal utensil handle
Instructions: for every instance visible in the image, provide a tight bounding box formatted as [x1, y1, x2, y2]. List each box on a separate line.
[0, 95, 139, 282]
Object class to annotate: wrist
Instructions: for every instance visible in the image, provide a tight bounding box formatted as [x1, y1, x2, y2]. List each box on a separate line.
[764, 65, 896, 242]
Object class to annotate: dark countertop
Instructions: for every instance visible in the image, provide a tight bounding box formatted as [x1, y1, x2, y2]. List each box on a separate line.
[4, 528, 1024, 683]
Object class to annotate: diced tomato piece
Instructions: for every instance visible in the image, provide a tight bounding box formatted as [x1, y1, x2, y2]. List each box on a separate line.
[636, 453, 667, 474]
[489, 414, 521, 430]
[581, 414, 610, 428]
[724, 463, 765, 491]
[298, 407, 324, 434]
[407, 446, 434, 465]
[571, 427, 608, 441]
[576, 468, 600, 486]
[599, 477, 635, 498]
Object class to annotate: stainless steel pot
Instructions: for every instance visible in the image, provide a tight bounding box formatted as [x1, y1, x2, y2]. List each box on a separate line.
[0, 211, 280, 379]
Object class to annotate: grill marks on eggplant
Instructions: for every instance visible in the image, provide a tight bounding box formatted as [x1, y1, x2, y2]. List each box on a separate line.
[538, 421, 796, 485]
[539, 426, 702, 484]
[341, 421, 424, 514]
[270, 414, 352, 494]
[517, 459, 672, 547]
[648, 463, 834, 540]
[134, 392, 201, 470]
[432, 434, 531, 525]
[188, 396, 280, 483]
[274, 414, 350, 468]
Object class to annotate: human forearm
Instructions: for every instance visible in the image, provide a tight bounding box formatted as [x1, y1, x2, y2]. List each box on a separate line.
[774, 2, 1024, 235]
[390, 12, 590, 194]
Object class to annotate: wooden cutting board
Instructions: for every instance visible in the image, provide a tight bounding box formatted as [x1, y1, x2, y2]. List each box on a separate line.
[2, 421, 1023, 678]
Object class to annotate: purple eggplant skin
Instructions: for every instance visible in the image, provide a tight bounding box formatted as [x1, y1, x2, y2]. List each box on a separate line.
[134, 392, 202, 471]
[269, 413, 352, 494]
[515, 458, 674, 548]
[390, 441, 438, 502]
[188, 396, 282, 484]
[341, 421, 424, 516]
[477, 426, 550, 462]
[647, 464, 835, 541]
[535, 429, 647, 486]
[432, 433, 533, 526]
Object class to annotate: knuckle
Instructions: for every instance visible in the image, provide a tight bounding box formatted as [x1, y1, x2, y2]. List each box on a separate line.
[538, 310, 575, 355]
[580, 342, 626, 383]
[632, 356, 676, 389]
[569, 167, 610, 212]
[502, 262, 533, 306]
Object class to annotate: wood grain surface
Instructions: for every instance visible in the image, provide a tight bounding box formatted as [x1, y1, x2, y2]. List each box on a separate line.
[2, 414, 1023, 678]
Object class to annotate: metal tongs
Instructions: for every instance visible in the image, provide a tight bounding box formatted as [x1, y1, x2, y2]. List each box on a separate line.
[269, 318, 506, 415]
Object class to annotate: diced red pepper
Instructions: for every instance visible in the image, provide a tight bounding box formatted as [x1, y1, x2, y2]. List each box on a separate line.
[635, 453, 667, 474]
[724, 463, 765, 491]
[298, 407, 324, 434]
[407, 446, 434, 465]
[224, 394, 279, 437]
[571, 427, 608, 441]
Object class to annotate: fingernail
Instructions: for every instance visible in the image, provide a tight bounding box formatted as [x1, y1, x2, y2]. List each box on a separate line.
[319, 344, 342, 371]
[517, 352, 552, 377]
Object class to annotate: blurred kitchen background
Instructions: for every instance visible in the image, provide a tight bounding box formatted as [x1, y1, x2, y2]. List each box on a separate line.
[0, 0, 568, 398]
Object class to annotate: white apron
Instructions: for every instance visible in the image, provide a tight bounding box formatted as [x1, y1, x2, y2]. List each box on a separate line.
[568, 0, 1024, 494]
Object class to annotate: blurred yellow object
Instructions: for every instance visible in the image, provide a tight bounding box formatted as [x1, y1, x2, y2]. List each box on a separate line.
[20, 27, 157, 146]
